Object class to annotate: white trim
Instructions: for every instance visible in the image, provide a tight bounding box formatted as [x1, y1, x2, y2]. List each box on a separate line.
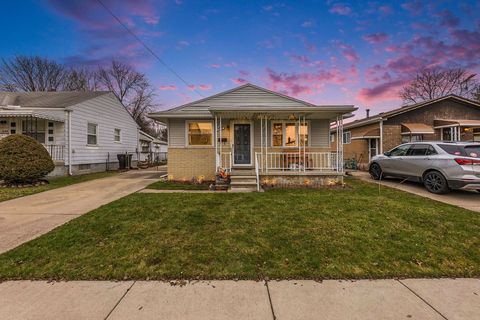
[114, 128, 122, 143]
[368, 138, 379, 161]
[87, 122, 98, 146]
[185, 120, 214, 147]
[230, 120, 254, 167]
[400, 131, 433, 135]
[342, 131, 351, 144]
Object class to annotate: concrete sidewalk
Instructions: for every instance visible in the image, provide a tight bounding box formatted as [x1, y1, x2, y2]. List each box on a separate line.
[351, 171, 480, 212]
[0, 169, 164, 254]
[0, 279, 478, 319]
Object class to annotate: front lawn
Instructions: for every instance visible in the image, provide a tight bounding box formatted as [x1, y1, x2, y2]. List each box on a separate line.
[147, 180, 211, 190]
[0, 171, 117, 202]
[0, 178, 479, 280]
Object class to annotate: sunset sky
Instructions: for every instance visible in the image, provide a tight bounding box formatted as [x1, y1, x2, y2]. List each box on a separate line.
[1, 0, 479, 118]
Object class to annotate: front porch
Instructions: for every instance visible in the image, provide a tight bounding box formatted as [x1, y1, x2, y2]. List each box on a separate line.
[0, 113, 66, 163]
[212, 110, 346, 191]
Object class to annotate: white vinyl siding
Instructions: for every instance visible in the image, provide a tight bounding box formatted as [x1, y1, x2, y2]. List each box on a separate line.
[310, 119, 330, 147]
[168, 119, 186, 147]
[68, 94, 138, 165]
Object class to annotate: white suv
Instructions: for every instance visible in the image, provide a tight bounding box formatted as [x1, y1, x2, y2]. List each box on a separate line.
[368, 142, 480, 194]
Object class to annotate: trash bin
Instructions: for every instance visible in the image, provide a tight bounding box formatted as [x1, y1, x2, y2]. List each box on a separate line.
[117, 154, 133, 169]
[117, 154, 126, 170]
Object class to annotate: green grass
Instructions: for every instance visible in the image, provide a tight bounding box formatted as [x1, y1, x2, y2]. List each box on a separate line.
[0, 178, 479, 280]
[0, 172, 117, 202]
[147, 180, 211, 190]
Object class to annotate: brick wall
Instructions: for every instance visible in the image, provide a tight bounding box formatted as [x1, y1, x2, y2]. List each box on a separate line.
[168, 148, 216, 180]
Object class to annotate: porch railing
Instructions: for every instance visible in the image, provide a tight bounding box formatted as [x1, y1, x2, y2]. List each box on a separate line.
[43, 144, 65, 161]
[216, 152, 232, 172]
[255, 151, 340, 172]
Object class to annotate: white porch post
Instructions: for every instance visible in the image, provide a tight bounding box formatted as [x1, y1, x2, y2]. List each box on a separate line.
[265, 115, 268, 173]
[215, 115, 218, 172]
[303, 115, 306, 172]
[219, 115, 222, 168]
[260, 115, 263, 172]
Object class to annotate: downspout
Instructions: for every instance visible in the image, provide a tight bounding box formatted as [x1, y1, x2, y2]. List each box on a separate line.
[67, 110, 72, 176]
[379, 119, 384, 154]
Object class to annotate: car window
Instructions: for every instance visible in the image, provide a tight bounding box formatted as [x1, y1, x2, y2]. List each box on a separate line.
[426, 145, 437, 155]
[389, 144, 411, 156]
[464, 145, 480, 158]
[407, 144, 431, 156]
[438, 144, 465, 156]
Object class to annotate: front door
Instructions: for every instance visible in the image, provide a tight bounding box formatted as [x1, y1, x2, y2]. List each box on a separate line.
[233, 123, 251, 165]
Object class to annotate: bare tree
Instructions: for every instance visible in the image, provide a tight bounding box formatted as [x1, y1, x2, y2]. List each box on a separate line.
[0, 56, 67, 91]
[63, 68, 100, 91]
[400, 68, 479, 104]
[96, 60, 159, 131]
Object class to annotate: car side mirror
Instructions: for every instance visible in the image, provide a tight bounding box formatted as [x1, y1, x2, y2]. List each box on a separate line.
[384, 151, 391, 157]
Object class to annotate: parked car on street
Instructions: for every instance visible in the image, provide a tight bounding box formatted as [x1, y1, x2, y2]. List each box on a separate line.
[368, 142, 480, 194]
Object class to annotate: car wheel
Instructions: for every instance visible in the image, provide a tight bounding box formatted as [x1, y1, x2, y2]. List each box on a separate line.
[423, 171, 450, 194]
[369, 163, 383, 180]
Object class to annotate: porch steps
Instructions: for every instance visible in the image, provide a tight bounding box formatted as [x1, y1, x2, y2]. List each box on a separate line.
[228, 170, 258, 192]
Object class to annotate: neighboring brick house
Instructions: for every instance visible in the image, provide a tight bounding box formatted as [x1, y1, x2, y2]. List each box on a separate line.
[331, 95, 480, 168]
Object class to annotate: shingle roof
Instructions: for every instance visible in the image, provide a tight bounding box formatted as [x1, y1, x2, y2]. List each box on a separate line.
[0, 91, 111, 108]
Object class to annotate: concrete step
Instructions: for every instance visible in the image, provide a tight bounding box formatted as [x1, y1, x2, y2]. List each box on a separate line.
[230, 175, 256, 179]
[230, 170, 255, 176]
[228, 186, 258, 192]
[230, 181, 257, 186]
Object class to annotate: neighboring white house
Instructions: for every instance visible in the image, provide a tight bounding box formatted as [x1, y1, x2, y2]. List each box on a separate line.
[0, 91, 139, 176]
[138, 130, 168, 162]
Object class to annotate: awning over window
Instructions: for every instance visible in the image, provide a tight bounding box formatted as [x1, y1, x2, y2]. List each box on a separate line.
[401, 123, 434, 135]
[352, 128, 380, 140]
[434, 119, 480, 127]
[0, 110, 65, 122]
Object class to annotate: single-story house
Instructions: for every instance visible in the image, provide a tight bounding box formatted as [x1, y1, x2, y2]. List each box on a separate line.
[0, 91, 139, 176]
[331, 95, 480, 168]
[138, 130, 168, 162]
[148, 83, 356, 191]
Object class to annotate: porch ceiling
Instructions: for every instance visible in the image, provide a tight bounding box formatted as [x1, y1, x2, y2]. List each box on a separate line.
[0, 110, 64, 122]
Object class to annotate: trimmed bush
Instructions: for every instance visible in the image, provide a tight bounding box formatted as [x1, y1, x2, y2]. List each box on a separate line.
[0, 134, 55, 184]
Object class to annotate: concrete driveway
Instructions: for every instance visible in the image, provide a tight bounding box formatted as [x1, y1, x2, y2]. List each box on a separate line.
[352, 171, 480, 212]
[0, 169, 164, 254]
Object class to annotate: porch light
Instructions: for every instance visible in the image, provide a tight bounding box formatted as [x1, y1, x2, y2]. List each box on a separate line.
[168, 174, 174, 181]
[288, 114, 296, 120]
[464, 127, 473, 133]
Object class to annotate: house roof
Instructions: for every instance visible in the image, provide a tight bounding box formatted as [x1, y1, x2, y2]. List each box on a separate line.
[342, 95, 480, 130]
[0, 91, 111, 108]
[149, 83, 356, 121]
[139, 130, 167, 144]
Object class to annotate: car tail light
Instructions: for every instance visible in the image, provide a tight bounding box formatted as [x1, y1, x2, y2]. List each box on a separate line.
[454, 158, 480, 165]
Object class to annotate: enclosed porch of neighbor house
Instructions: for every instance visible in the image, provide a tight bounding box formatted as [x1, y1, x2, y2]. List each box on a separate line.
[0, 111, 66, 163]
[208, 109, 346, 189]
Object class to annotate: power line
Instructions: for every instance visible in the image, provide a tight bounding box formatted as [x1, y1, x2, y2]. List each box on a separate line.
[95, 0, 203, 97]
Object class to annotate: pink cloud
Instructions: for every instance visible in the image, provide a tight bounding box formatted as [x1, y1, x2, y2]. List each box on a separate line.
[357, 79, 407, 103]
[329, 4, 353, 16]
[189, 84, 213, 91]
[265, 66, 355, 97]
[335, 41, 359, 63]
[159, 85, 177, 90]
[209, 63, 221, 68]
[362, 33, 389, 44]
[199, 84, 212, 90]
[231, 78, 248, 85]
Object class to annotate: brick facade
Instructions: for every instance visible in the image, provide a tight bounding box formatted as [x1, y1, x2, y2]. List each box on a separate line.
[168, 147, 216, 180]
[332, 97, 480, 169]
